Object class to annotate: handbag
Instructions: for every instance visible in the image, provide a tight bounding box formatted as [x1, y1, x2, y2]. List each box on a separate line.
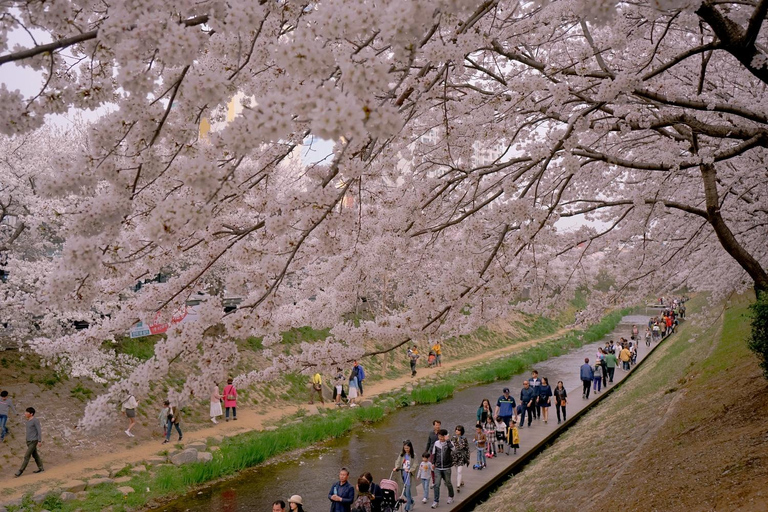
[560, 399, 567, 407]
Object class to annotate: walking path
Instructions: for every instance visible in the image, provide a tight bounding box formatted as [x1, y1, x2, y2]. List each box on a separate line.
[445, 322, 669, 511]
[0, 327, 571, 501]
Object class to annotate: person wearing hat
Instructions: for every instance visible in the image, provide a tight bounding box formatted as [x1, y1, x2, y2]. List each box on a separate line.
[288, 495, 304, 512]
[494, 387, 517, 429]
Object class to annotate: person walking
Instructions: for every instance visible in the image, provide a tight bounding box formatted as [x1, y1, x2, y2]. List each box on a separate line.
[451, 425, 469, 491]
[408, 346, 420, 377]
[418, 451, 434, 504]
[529, 370, 541, 420]
[430, 429, 454, 508]
[473, 424, 487, 469]
[352, 360, 365, 396]
[163, 400, 183, 444]
[347, 371, 359, 407]
[362, 472, 383, 512]
[393, 440, 416, 512]
[538, 378, 553, 424]
[554, 381, 567, 424]
[14, 407, 43, 477]
[309, 372, 325, 404]
[223, 378, 238, 421]
[328, 467, 355, 512]
[477, 398, 493, 425]
[334, 368, 347, 406]
[494, 388, 517, 428]
[580, 358, 594, 399]
[604, 349, 618, 383]
[519, 380, 536, 428]
[121, 393, 138, 437]
[351, 477, 374, 512]
[158, 401, 169, 438]
[0, 390, 18, 442]
[431, 340, 443, 367]
[619, 345, 632, 371]
[593, 361, 603, 394]
[210, 383, 223, 423]
[272, 500, 286, 512]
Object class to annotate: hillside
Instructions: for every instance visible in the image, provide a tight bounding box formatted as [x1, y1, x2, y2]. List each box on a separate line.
[476, 292, 768, 511]
[0, 308, 564, 482]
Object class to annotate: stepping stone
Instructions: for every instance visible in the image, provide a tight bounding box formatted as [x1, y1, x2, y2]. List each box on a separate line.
[197, 452, 213, 463]
[60, 492, 77, 502]
[131, 465, 147, 473]
[62, 481, 87, 493]
[170, 448, 198, 466]
[186, 442, 207, 451]
[114, 476, 133, 484]
[88, 477, 115, 486]
[117, 486, 135, 495]
[32, 491, 48, 504]
[144, 456, 167, 465]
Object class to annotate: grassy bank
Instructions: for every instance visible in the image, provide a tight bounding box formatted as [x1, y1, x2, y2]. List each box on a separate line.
[9, 307, 629, 512]
[395, 308, 631, 406]
[476, 293, 767, 512]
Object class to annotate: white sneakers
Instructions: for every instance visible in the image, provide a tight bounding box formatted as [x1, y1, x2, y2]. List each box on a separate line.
[431, 503, 438, 509]
[422, 498, 428, 503]
[125, 430, 134, 437]
[211, 418, 218, 423]
[447, 498, 454, 504]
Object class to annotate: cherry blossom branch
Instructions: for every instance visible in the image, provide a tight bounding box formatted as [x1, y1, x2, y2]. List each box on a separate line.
[0, 15, 210, 66]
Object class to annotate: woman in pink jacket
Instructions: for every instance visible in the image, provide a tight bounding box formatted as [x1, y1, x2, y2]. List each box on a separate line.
[223, 378, 238, 421]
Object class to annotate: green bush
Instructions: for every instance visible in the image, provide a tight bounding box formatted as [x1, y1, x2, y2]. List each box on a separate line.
[748, 292, 768, 379]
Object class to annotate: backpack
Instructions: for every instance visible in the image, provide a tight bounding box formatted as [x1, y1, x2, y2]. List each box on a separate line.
[358, 365, 365, 381]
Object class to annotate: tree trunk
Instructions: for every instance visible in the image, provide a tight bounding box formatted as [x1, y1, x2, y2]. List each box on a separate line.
[700, 162, 768, 296]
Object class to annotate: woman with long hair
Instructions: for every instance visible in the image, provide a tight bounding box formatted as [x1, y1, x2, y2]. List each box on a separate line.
[476, 398, 493, 424]
[554, 381, 568, 425]
[393, 440, 416, 511]
[288, 495, 304, 512]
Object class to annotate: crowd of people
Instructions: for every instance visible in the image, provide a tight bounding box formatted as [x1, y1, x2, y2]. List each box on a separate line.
[4, 298, 687, 490]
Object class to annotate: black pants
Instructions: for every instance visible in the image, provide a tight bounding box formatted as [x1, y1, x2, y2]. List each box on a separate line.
[607, 367, 615, 382]
[556, 404, 566, 422]
[19, 440, 43, 472]
[582, 380, 591, 398]
[410, 360, 416, 375]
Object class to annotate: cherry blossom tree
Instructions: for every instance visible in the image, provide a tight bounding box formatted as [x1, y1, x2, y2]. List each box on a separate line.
[1, 0, 767, 425]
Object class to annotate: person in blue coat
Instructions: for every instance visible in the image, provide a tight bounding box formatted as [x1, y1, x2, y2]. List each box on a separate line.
[328, 467, 355, 512]
[580, 358, 594, 399]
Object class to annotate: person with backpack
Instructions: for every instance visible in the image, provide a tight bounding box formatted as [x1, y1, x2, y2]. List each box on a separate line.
[351, 477, 374, 512]
[223, 378, 238, 421]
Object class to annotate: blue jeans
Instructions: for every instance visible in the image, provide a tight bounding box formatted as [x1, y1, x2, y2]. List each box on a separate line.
[421, 478, 429, 500]
[433, 468, 453, 503]
[593, 376, 602, 391]
[0, 414, 7, 440]
[225, 406, 236, 419]
[476, 447, 486, 466]
[401, 474, 413, 511]
[166, 420, 182, 441]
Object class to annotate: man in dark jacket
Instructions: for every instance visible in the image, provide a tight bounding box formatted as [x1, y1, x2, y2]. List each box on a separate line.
[328, 467, 355, 512]
[430, 429, 454, 507]
[580, 358, 594, 399]
[425, 419, 441, 454]
[519, 381, 536, 428]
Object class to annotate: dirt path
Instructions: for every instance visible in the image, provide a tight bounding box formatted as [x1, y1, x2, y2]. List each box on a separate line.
[1, 327, 570, 498]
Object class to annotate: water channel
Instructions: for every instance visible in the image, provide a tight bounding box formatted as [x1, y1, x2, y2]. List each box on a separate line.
[155, 315, 653, 512]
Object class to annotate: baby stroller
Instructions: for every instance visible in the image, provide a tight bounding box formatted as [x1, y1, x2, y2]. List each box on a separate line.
[380, 471, 406, 512]
[427, 350, 437, 367]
